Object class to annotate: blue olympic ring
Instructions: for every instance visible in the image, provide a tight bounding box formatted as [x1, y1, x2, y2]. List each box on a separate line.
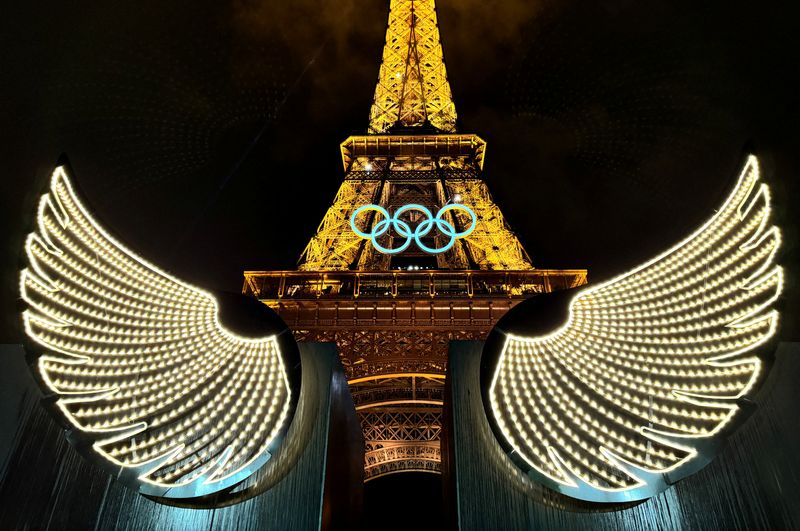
[350, 203, 477, 254]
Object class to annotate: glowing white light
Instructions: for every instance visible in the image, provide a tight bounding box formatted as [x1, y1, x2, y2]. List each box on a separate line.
[19, 166, 293, 498]
[488, 155, 783, 502]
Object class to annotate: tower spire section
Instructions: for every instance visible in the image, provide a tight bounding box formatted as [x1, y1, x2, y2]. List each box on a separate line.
[298, 0, 535, 273]
[368, 0, 458, 133]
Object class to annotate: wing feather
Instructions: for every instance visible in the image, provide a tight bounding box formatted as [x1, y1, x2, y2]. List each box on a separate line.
[489, 155, 783, 500]
[20, 166, 292, 497]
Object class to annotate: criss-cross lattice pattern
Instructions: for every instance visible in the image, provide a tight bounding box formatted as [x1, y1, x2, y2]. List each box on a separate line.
[368, 0, 458, 133]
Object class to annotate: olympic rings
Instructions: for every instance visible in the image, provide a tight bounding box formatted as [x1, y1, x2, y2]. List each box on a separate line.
[350, 203, 477, 254]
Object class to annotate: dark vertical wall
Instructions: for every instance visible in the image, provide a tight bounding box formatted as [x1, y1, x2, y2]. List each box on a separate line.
[0, 345, 36, 479]
[322, 350, 365, 530]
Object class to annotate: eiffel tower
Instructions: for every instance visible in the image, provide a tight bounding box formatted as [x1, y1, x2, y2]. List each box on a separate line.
[243, 0, 587, 482]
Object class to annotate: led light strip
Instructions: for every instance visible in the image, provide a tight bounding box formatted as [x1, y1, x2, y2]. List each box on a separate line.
[350, 203, 477, 254]
[488, 155, 783, 502]
[20, 166, 293, 498]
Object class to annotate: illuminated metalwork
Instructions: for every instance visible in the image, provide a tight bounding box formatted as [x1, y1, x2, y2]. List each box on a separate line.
[446, 180, 534, 270]
[298, 169, 533, 271]
[292, 329, 477, 380]
[21, 167, 294, 499]
[350, 372, 444, 480]
[350, 374, 445, 410]
[299, 180, 381, 271]
[339, 133, 486, 172]
[487, 155, 783, 502]
[244, 269, 586, 477]
[368, 0, 457, 133]
[247, 0, 586, 480]
[361, 409, 441, 443]
[361, 407, 443, 480]
[243, 269, 586, 302]
[350, 203, 477, 254]
[364, 442, 441, 480]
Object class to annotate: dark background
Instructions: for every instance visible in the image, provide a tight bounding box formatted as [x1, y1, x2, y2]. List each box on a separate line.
[1, 0, 798, 524]
[1, 0, 798, 341]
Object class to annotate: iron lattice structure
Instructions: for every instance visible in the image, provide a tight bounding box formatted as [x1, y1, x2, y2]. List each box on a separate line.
[368, 0, 457, 133]
[245, 0, 587, 481]
[299, 134, 533, 271]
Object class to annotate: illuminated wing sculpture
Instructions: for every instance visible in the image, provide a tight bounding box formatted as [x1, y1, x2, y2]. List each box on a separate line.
[19, 166, 299, 500]
[483, 155, 783, 502]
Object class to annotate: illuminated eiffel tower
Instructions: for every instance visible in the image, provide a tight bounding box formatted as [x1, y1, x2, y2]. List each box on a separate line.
[243, 0, 587, 482]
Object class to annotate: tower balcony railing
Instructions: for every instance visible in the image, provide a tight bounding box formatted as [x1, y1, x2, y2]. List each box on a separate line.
[340, 133, 487, 171]
[243, 269, 587, 301]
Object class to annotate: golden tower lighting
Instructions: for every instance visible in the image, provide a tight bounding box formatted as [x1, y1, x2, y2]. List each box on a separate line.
[243, 0, 587, 481]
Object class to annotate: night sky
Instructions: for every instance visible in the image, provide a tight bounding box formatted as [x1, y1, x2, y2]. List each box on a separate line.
[1, 0, 798, 345]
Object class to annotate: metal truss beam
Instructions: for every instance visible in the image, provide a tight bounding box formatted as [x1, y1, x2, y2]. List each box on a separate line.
[298, 180, 380, 271]
[368, 0, 457, 133]
[364, 442, 441, 481]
